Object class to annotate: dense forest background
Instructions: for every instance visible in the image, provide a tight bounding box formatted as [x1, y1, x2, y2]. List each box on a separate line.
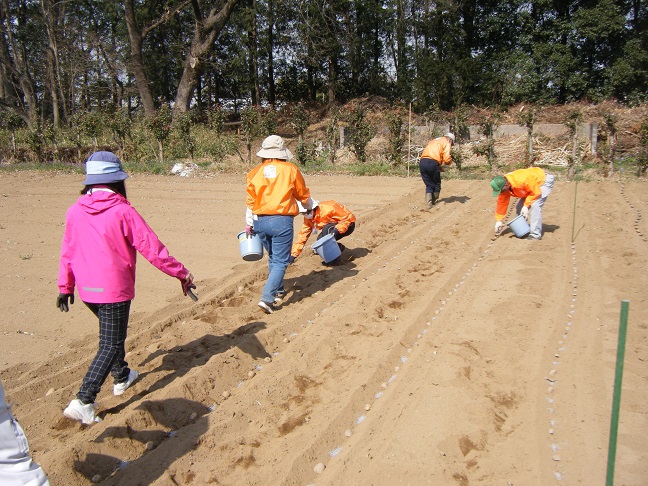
[0, 0, 646, 172]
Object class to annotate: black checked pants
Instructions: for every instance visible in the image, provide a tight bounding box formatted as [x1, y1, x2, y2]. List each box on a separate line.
[77, 301, 131, 404]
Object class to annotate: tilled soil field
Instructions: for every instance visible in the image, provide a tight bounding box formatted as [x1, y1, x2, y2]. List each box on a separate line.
[0, 171, 646, 485]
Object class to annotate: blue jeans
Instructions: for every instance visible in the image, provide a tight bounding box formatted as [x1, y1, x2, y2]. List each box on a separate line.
[254, 215, 294, 303]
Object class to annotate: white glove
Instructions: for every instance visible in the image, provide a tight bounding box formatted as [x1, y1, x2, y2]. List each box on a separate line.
[494, 221, 503, 235]
[520, 206, 529, 222]
[245, 207, 254, 226]
[303, 197, 315, 210]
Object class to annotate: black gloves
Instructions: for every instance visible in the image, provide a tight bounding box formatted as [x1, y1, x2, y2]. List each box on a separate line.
[56, 293, 74, 312]
[186, 284, 198, 301]
[288, 255, 295, 264]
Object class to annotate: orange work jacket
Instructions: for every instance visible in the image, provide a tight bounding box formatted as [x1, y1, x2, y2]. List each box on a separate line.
[420, 136, 452, 166]
[246, 159, 311, 216]
[291, 200, 356, 257]
[495, 167, 546, 220]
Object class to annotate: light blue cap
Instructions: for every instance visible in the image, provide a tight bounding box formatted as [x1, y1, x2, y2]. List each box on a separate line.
[83, 151, 129, 185]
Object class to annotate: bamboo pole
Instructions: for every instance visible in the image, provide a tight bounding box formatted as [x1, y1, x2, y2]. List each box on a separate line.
[606, 300, 630, 486]
[571, 171, 579, 242]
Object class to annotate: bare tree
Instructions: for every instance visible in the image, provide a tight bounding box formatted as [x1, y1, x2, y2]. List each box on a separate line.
[123, 0, 192, 115]
[266, 0, 275, 107]
[174, 0, 242, 112]
[246, 0, 260, 106]
[40, 0, 67, 128]
[0, 0, 39, 126]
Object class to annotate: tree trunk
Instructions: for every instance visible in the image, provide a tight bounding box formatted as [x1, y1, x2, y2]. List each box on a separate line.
[307, 52, 316, 101]
[207, 68, 213, 108]
[41, 0, 62, 128]
[327, 55, 336, 106]
[0, 0, 39, 127]
[267, 0, 275, 107]
[395, 0, 407, 100]
[124, 0, 156, 115]
[47, 60, 59, 128]
[174, 0, 242, 112]
[249, 0, 260, 106]
[196, 74, 203, 113]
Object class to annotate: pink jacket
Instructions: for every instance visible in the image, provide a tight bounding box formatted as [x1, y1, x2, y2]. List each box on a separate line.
[58, 191, 188, 303]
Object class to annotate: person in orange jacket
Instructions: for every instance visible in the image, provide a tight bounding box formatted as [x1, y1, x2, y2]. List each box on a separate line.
[289, 200, 356, 264]
[419, 133, 455, 208]
[490, 167, 555, 240]
[246, 135, 313, 314]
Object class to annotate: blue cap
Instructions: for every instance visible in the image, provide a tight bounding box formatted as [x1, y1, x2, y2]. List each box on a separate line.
[83, 151, 129, 185]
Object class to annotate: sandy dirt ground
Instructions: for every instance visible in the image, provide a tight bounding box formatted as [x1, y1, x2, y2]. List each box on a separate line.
[0, 170, 647, 486]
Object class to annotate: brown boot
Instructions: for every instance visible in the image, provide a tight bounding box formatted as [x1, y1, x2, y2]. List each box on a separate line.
[425, 193, 434, 209]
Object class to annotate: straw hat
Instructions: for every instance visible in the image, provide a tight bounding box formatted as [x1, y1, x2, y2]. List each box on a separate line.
[256, 135, 293, 160]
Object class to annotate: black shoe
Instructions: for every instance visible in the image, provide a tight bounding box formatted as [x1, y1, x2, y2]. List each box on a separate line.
[323, 257, 341, 266]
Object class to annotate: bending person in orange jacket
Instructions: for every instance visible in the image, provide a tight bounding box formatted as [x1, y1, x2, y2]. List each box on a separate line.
[490, 167, 555, 240]
[289, 200, 356, 264]
[246, 135, 313, 314]
[419, 133, 455, 208]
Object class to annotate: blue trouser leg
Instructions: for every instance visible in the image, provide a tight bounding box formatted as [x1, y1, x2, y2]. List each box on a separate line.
[254, 215, 294, 304]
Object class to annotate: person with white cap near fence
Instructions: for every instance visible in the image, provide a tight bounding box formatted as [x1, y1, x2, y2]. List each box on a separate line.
[245, 135, 313, 314]
[419, 133, 455, 208]
[0, 380, 50, 485]
[289, 200, 356, 265]
[57, 151, 195, 425]
[490, 166, 555, 240]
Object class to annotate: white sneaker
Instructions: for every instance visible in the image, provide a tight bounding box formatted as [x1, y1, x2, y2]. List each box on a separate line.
[113, 369, 139, 396]
[63, 399, 102, 425]
[258, 301, 275, 314]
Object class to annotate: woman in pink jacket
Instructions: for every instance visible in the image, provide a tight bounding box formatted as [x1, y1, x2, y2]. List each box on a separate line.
[57, 151, 195, 425]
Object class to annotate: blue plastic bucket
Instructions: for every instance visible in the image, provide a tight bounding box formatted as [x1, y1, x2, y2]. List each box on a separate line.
[311, 234, 342, 263]
[507, 214, 531, 238]
[237, 231, 263, 261]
